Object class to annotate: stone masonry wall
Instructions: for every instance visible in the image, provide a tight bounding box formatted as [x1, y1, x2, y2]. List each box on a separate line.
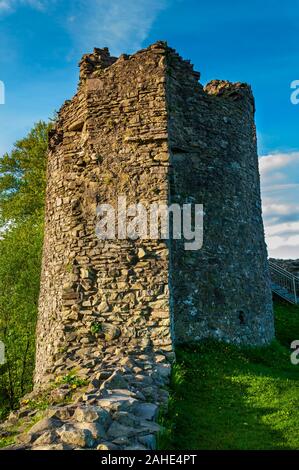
[166, 49, 274, 345]
[35, 43, 174, 388]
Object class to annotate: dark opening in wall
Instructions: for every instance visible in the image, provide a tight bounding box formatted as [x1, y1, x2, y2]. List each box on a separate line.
[69, 120, 84, 132]
[239, 311, 246, 325]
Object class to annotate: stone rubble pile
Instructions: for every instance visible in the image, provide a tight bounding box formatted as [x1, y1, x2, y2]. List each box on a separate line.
[1, 349, 172, 450]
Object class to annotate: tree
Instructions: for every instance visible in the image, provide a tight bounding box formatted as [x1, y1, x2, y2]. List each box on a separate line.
[0, 121, 49, 226]
[0, 121, 50, 415]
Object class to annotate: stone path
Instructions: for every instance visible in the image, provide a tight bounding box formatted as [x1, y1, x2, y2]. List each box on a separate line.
[0, 349, 172, 450]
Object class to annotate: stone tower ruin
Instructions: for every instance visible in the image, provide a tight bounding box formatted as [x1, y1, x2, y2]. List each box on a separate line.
[34, 42, 274, 387]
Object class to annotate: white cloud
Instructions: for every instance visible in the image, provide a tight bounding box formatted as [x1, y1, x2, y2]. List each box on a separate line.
[0, 0, 167, 55]
[66, 0, 168, 56]
[0, 0, 13, 11]
[24, 0, 46, 9]
[269, 245, 299, 260]
[266, 221, 299, 238]
[259, 152, 299, 175]
[260, 152, 299, 259]
[0, 0, 48, 13]
[263, 183, 299, 193]
[259, 152, 299, 186]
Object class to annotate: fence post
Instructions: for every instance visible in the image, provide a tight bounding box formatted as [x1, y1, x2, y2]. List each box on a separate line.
[293, 277, 297, 304]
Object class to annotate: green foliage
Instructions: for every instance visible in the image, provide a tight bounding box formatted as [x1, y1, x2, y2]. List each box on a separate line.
[159, 300, 299, 450]
[273, 299, 299, 347]
[0, 121, 49, 226]
[90, 322, 102, 335]
[55, 372, 88, 391]
[0, 219, 44, 411]
[65, 262, 73, 273]
[0, 434, 17, 449]
[0, 121, 50, 418]
[20, 396, 50, 412]
[0, 409, 44, 448]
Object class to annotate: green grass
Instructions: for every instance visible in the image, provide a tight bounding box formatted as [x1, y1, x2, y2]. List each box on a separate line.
[159, 299, 299, 450]
[0, 435, 17, 449]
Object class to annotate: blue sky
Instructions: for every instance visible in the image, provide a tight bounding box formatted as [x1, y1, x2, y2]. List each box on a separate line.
[0, 0, 298, 258]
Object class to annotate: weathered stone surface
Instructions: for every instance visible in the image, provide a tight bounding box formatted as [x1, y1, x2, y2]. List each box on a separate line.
[32, 430, 57, 446]
[138, 434, 156, 449]
[133, 403, 158, 421]
[102, 324, 121, 341]
[29, 418, 62, 435]
[46, 407, 76, 421]
[97, 395, 137, 412]
[57, 425, 95, 448]
[75, 422, 106, 440]
[107, 421, 137, 439]
[100, 371, 128, 392]
[73, 406, 110, 427]
[35, 42, 176, 390]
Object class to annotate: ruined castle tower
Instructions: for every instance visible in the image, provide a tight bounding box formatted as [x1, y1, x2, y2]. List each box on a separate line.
[35, 42, 274, 386]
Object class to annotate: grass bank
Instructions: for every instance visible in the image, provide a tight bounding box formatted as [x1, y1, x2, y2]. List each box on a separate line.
[159, 300, 299, 450]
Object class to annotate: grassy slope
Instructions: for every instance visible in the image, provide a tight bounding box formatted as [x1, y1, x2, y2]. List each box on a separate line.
[159, 300, 299, 450]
